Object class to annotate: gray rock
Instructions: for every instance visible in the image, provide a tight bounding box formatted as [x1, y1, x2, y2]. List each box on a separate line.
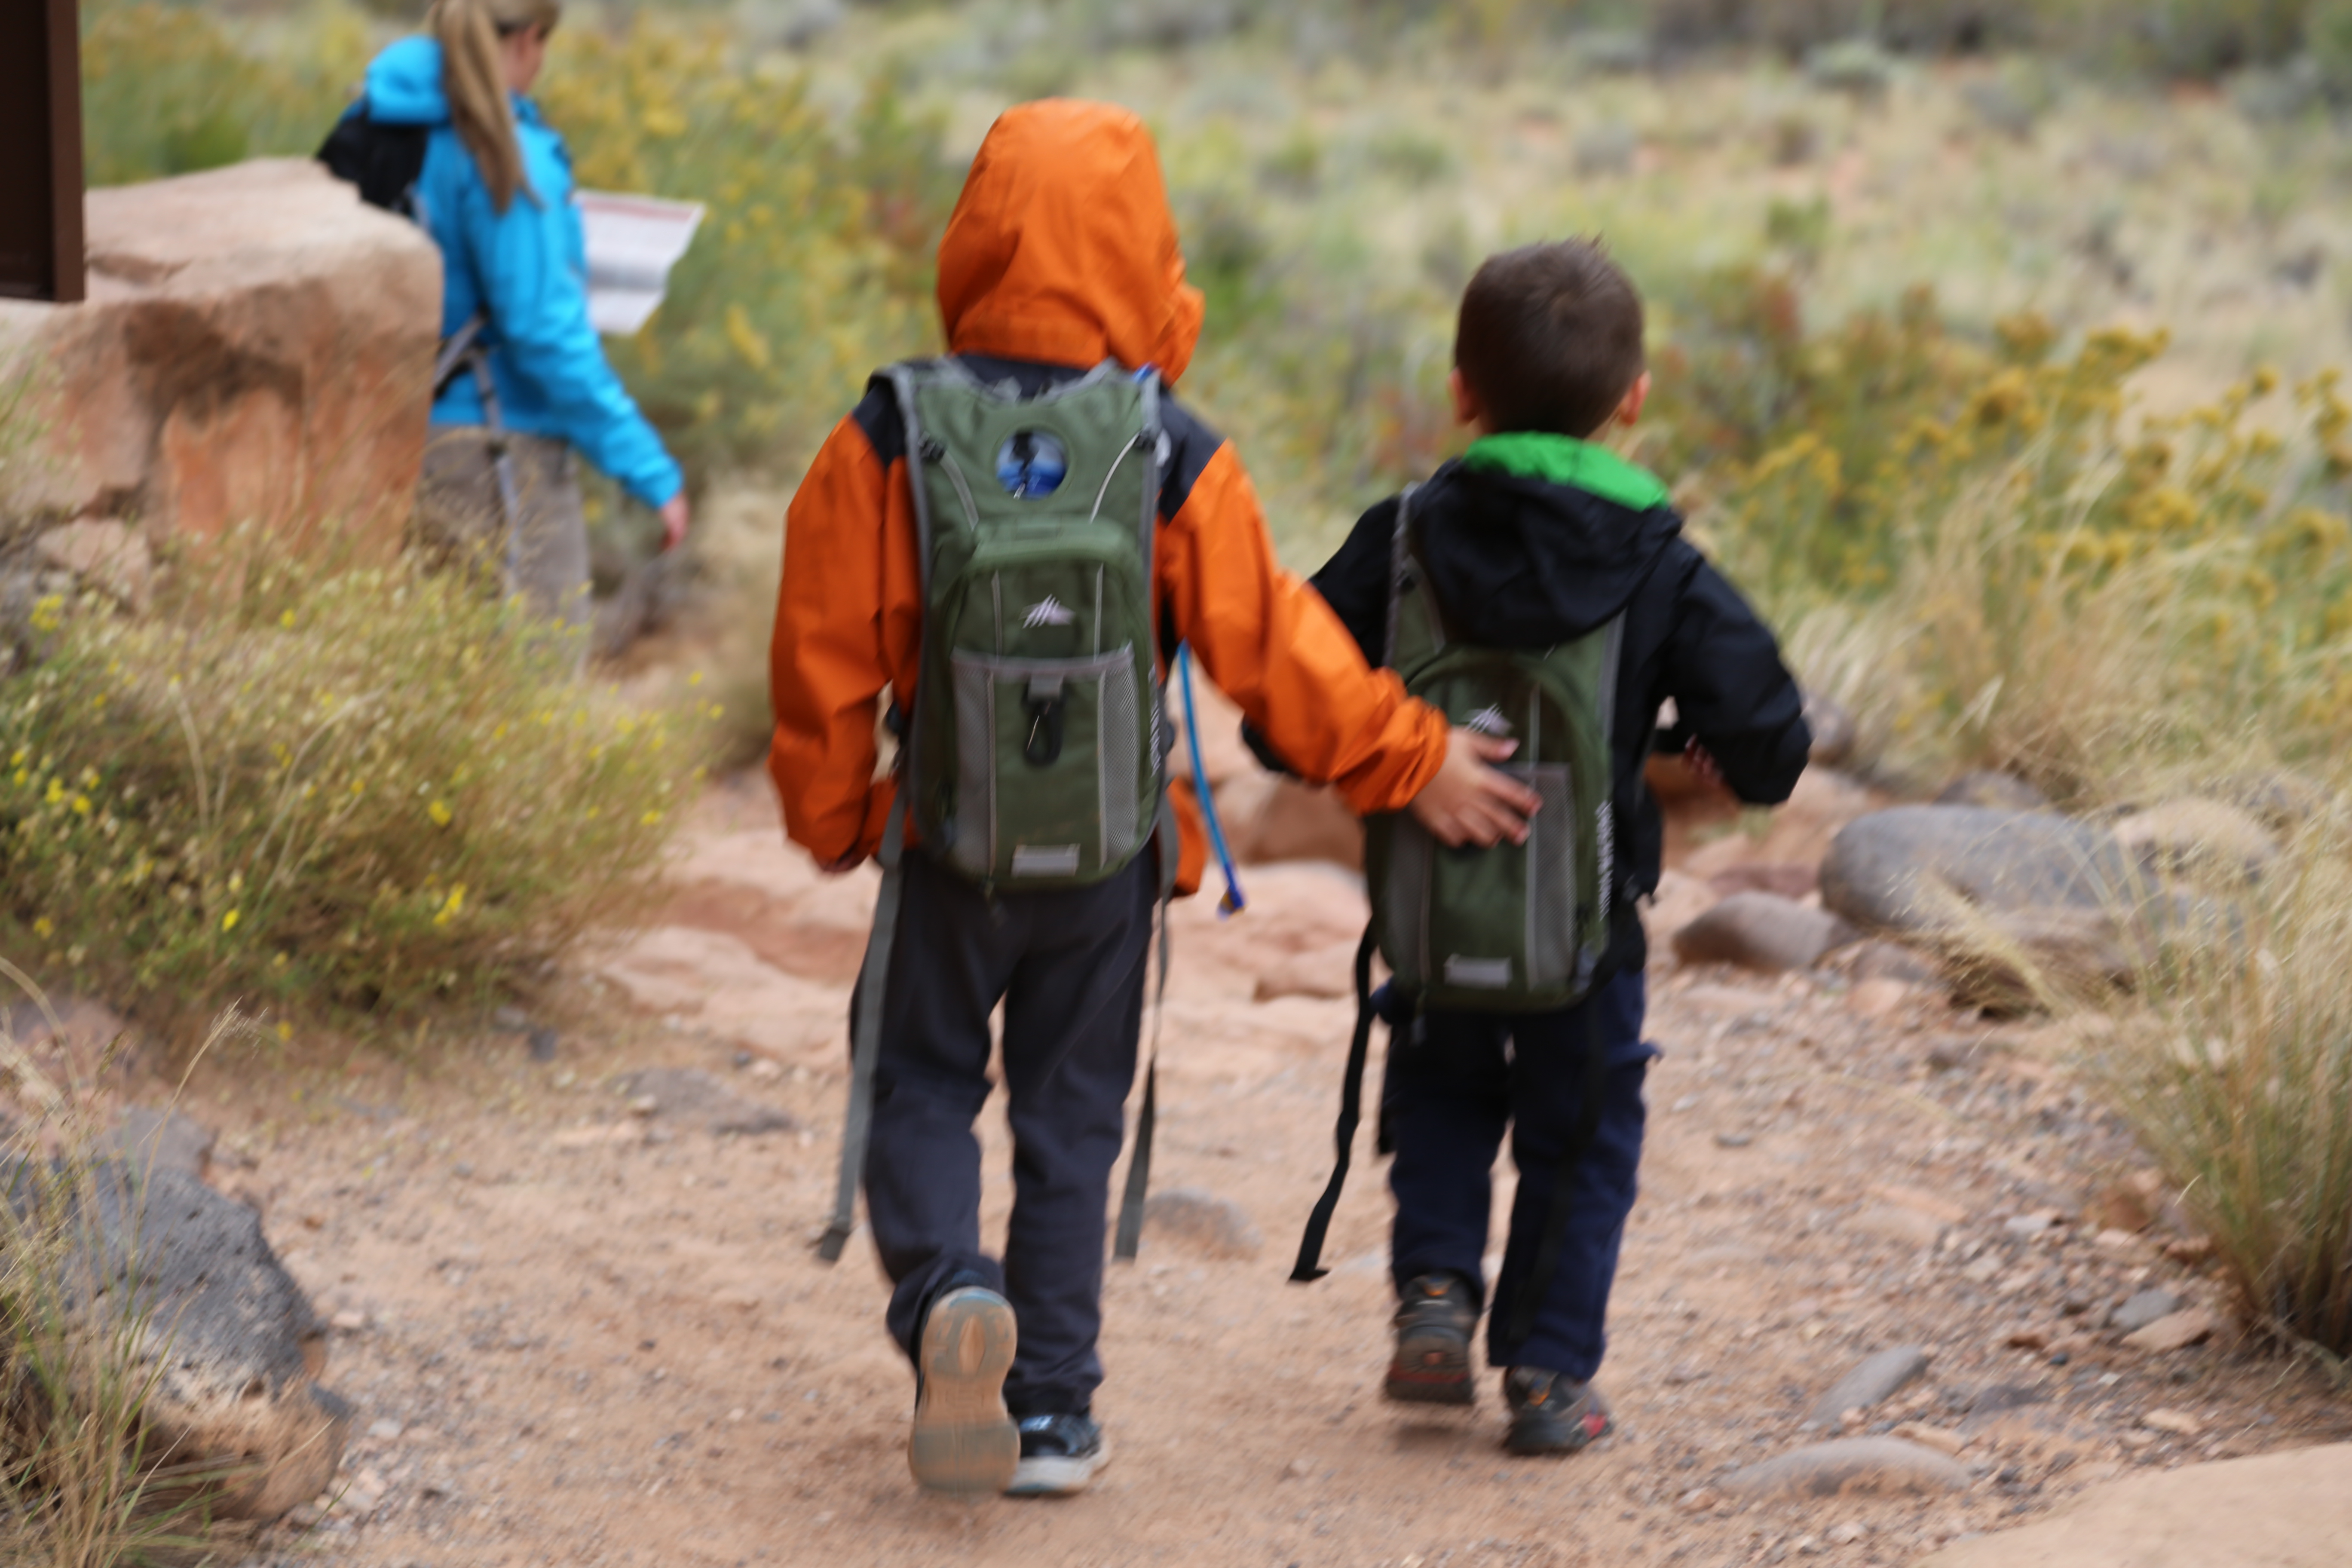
[1139, 1188, 1262, 1261]
[1671, 892, 1859, 974]
[1820, 807, 2133, 938]
[2111, 1287, 2184, 1334]
[1934, 772, 2051, 812]
[104, 1106, 214, 1179]
[1722, 1436, 1972, 1500]
[1801, 1346, 1932, 1431]
[608, 1068, 795, 1136]
[18, 1159, 350, 1520]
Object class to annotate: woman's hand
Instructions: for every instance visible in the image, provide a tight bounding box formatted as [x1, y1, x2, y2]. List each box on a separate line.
[659, 493, 692, 552]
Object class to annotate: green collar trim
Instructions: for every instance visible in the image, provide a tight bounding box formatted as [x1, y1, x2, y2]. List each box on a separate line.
[1461, 432, 1669, 512]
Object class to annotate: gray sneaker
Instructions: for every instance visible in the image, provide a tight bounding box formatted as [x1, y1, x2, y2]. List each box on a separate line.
[1502, 1366, 1611, 1456]
[1385, 1273, 1479, 1406]
[908, 1287, 1020, 1493]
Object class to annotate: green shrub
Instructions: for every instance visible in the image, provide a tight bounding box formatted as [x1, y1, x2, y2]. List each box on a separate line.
[0, 547, 716, 1023]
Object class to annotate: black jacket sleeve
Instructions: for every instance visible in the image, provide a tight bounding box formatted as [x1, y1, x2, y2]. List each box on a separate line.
[1658, 552, 1811, 807]
[1242, 495, 1399, 775]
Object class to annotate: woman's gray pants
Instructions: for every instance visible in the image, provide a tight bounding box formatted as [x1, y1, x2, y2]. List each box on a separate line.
[416, 426, 593, 659]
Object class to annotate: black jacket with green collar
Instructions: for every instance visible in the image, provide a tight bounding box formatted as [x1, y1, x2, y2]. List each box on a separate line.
[1256, 434, 1812, 980]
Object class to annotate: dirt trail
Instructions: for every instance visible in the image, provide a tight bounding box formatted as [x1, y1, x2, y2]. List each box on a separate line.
[177, 776, 2349, 1568]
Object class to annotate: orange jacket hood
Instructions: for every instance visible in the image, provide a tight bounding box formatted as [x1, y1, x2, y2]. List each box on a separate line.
[936, 100, 1205, 385]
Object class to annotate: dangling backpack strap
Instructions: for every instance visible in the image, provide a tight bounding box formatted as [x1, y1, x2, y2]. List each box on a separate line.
[815, 789, 910, 1263]
[1499, 991, 1613, 1348]
[1289, 921, 1381, 1283]
[1112, 789, 1181, 1259]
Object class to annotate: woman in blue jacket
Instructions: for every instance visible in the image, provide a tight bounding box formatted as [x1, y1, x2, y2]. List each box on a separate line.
[363, 0, 687, 649]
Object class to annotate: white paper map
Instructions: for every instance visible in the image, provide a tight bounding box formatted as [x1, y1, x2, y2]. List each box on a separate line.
[575, 190, 705, 336]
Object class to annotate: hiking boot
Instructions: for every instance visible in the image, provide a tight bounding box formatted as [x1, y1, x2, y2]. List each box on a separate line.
[1004, 1412, 1109, 1497]
[1502, 1366, 1611, 1456]
[1385, 1272, 1479, 1406]
[908, 1286, 1020, 1493]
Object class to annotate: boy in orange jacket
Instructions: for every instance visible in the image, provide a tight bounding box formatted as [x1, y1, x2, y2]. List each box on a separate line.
[769, 99, 1534, 1498]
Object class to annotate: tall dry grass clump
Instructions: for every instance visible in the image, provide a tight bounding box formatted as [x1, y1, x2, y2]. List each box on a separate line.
[2085, 807, 2352, 1364]
[0, 541, 717, 1022]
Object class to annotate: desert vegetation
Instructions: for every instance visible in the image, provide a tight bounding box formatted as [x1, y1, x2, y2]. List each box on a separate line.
[17, 0, 2352, 1556]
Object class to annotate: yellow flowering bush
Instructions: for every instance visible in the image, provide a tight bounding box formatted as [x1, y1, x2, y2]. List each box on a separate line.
[0, 547, 715, 1020]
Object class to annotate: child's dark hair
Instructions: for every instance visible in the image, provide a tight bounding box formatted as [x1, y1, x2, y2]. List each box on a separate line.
[1454, 239, 1645, 440]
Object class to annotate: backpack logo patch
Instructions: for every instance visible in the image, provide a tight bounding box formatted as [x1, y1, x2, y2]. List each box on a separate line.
[1464, 705, 1513, 738]
[1023, 596, 1077, 630]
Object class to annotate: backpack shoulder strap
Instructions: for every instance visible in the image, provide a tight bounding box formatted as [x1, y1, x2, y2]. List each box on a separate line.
[1383, 483, 1420, 666]
[885, 361, 948, 597]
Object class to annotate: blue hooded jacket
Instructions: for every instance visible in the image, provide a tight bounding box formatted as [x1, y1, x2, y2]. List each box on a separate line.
[360, 36, 681, 509]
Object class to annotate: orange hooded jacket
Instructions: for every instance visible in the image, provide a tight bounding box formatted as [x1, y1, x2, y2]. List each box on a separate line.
[768, 100, 1448, 893]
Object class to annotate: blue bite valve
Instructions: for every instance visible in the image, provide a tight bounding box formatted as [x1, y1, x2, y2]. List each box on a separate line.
[1176, 643, 1246, 919]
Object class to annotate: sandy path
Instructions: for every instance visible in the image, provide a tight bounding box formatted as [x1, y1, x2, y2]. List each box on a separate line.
[187, 780, 2350, 1568]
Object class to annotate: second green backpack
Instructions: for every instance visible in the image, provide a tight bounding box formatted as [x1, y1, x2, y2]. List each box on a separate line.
[1363, 482, 1622, 1013]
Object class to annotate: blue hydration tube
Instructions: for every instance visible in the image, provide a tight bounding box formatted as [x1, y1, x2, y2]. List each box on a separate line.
[1177, 642, 1247, 918]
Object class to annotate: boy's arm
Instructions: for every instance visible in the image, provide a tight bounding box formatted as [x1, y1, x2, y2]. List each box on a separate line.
[1660, 554, 1813, 807]
[1161, 447, 1449, 815]
[768, 413, 922, 866]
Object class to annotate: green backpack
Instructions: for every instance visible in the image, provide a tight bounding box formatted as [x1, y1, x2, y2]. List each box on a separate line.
[1291, 481, 1625, 1326]
[1365, 482, 1622, 1013]
[820, 358, 1173, 1268]
[893, 358, 1168, 888]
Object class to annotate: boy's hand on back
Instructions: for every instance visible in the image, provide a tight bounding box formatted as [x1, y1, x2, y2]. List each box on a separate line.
[1409, 729, 1541, 848]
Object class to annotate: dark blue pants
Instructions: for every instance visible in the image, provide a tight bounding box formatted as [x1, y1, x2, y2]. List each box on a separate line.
[862, 848, 1155, 1417]
[1386, 971, 1651, 1381]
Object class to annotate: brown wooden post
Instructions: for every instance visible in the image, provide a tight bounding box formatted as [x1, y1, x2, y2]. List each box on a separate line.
[0, 0, 87, 303]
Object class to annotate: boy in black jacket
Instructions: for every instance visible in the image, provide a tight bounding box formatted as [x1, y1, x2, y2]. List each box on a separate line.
[1284, 240, 1810, 1454]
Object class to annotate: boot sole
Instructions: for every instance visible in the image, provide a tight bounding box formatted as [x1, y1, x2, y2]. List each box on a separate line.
[909, 1289, 1019, 1494]
[1385, 1326, 1476, 1406]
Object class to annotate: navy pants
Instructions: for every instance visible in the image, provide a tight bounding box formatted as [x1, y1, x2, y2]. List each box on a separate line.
[1386, 971, 1651, 1380]
[861, 848, 1155, 1416]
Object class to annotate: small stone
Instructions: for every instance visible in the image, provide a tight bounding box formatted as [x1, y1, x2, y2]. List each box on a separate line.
[1663, 1363, 1710, 1386]
[365, 1419, 402, 1442]
[1802, 1347, 1932, 1431]
[551, 1124, 642, 1150]
[1872, 1185, 1970, 1225]
[330, 1309, 368, 1332]
[2124, 1310, 2216, 1352]
[2111, 1288, 2184, 1333]
[1925, 1037, 1984, 1072]
[527, 1026, 559, 1063]
[491, 1006, 528, 1032]
[628, 1096, 660, 1117]
[1826, 1522, 1869, 1546]
[2163, 1236, 2217, 1265]
[1849, 1204, 1945, 1249]
[1721, 1437, 1973, 1500]
[746, 1058, 784, 1082]
[1891, 1422, 1966, 1456]
[2143, 1408, 2203, 1436]
[1677, 1485, 1719, 1513]
[2003, 1326, 2051, 1351]
[1284, 1456, 1313, 1479]
[1140, 1188, 1262, 1261]
[1967, 1383, 2046, 1415]
[1714, 1131, 1754, 1149]
[1847, 977, 1916, 1021]
[1672, 892, 1859, 974]
[2005, 1211, 2062, 1239]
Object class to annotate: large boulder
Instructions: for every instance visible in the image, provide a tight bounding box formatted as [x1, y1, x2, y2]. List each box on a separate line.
[0, 159, 439, 555]
[1821, 807, 2148, 1003]
[1820, 807, 2133, 937]
[31, 1160, 349, 1522]
[1915, 1443, 2352, 1568]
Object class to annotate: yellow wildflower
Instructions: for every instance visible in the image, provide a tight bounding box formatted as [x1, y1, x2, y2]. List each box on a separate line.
[221, 910, 240, 933]
[32, 917, 53, 940]
[428, 800, 453, 827]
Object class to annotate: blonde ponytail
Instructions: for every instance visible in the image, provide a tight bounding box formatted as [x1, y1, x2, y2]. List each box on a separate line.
[427, 0, 561, 214]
